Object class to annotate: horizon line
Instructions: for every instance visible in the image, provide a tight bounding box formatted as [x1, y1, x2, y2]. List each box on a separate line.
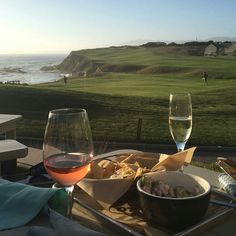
[1, 38, 236, 55]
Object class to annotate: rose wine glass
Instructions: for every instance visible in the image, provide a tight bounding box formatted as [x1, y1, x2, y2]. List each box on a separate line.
[43, 108, 93, 217]
[169, 93, 192, 171]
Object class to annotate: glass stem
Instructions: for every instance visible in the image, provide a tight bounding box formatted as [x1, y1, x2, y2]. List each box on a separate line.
[64, 185, 74, 219]
[177, 147, 184, 172]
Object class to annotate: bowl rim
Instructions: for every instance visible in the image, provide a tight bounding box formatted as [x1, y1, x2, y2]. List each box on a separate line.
[137, 171, 211, 200]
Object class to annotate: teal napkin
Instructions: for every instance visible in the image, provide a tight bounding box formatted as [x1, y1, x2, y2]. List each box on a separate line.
[28, 209, 106, 236]
[0, 178, 59, 230]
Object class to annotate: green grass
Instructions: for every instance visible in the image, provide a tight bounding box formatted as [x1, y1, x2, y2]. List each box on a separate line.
[0, 46, 236, 146]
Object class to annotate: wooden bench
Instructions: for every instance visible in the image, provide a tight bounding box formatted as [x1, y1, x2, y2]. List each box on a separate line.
[0, 139, 28, 175]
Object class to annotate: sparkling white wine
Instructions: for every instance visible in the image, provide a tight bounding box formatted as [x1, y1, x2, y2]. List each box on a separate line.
[169, 116, 192, 143]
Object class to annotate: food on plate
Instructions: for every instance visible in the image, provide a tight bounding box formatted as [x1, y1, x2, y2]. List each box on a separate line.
[110, 163, 135, 179]
[141, 175, 204, 198]
[88, 160, 134, 179]
[88, 153, 154, 179]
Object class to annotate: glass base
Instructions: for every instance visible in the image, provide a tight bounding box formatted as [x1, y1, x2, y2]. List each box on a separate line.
[51, 183, 74, 218]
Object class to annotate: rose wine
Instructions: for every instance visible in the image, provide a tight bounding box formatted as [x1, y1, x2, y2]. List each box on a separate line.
[169, 116, 192, 143]
[44, 153, 91, 186]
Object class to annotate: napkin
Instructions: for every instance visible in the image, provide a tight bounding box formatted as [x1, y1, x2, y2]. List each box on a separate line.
[27, 209, 106, 236]
[151, 147, 196, 171]
[0, 178, 59, 230]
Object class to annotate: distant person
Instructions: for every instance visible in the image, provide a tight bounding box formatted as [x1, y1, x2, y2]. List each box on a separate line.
[202, 71, 208, 85]
[63, 75, 68, 85]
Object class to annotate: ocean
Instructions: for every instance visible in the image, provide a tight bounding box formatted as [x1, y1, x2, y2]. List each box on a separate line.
[0, 54, 66, 84]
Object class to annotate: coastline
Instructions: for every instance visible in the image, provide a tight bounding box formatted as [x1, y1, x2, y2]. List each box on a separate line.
[0, 54, 66, 85]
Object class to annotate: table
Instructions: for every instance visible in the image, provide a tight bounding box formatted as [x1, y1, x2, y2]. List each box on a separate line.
[1, 150, 236, 236]
[0, 114, 22, 139]
[0, 114, 22, 174]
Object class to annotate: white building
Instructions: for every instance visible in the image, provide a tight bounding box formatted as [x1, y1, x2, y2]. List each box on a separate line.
[204, 43, 218, 56]
[224, 43, 236, 56]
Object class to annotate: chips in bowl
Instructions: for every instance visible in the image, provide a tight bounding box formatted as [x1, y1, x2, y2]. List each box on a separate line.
[77, 148, 196, 208]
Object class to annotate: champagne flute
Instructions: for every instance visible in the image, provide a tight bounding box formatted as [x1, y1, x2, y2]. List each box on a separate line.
[43, 108, 93, 217]
[169, 93, 192, 169]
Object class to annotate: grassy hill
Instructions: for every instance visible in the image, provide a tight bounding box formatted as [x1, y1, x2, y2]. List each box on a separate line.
[1, 45, 236, 147]
[56, 45, 236, 78]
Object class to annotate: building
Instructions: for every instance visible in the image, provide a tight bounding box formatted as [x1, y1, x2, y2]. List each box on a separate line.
[204, 43, 218, 56]
[224, 43, 236, 56]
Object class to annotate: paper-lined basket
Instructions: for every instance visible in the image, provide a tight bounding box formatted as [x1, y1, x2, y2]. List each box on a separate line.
[77, 147, 196, 208]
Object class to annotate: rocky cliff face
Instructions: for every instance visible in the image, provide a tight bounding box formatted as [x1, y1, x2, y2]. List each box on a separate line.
[41, 50, 144, 75]
[41, 51, 101, 75]
[56, 51, 101, 74]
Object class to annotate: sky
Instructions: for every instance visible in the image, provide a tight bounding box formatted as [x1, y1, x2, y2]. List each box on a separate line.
[0, 0, 236, 54]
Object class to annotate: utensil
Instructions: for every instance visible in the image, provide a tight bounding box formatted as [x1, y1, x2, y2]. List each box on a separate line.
[92, 149, 143, 161]
[211, 188, 236, 201]
[210, 199, 236, 209]
[169, 93, 192, 171]
[43, 108, 94, 218]
[216, 157, 236, 180]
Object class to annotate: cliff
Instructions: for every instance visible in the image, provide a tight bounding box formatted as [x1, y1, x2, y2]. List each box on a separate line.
[41, 51, 100, 74]
[41, 41, 236, 76]
[57, 51, 101, 74]
[41, 49, 144, 75]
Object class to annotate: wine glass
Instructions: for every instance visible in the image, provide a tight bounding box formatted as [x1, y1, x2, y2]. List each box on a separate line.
[169, 93, 192, 169]
[43, 108, 93, 217]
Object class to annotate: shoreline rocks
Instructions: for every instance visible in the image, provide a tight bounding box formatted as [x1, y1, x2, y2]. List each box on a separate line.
[0, 67, 27, 74]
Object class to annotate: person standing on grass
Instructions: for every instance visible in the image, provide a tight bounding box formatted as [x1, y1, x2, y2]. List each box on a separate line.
[202, 71, 208, 85]
[63, 75, 68, 85]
